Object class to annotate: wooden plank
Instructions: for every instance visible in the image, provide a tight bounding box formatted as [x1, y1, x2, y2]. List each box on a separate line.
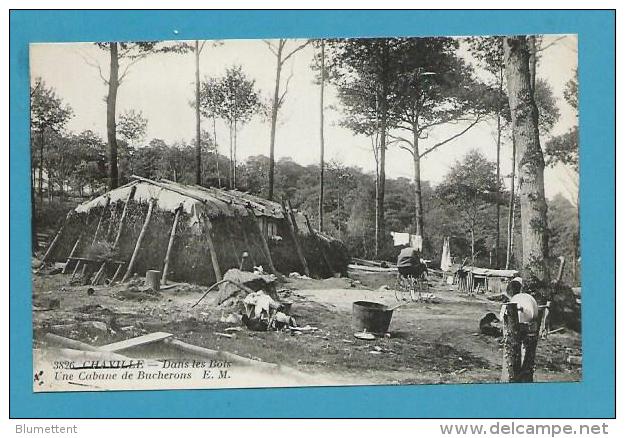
[161, 204, 182, 284]
[122, 199, 155, 282]
[99, 332, 173, 352]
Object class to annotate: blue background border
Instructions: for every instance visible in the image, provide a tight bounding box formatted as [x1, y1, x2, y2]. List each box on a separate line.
[9, 10, 615, 418]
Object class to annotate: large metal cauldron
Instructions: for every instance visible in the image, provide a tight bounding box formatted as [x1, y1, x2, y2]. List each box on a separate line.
[352, 301, 394, 334]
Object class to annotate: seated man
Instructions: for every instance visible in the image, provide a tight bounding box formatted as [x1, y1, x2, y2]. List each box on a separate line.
[397, 247, 428, 279]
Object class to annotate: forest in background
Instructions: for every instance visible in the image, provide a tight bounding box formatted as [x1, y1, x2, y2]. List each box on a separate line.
[30, 36, 580, 285]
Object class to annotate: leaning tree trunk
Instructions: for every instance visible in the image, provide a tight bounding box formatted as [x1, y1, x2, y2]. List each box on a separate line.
[107, 42, 120, 190]
[504, 36, 550, 382]
[268, 44, 283, 201]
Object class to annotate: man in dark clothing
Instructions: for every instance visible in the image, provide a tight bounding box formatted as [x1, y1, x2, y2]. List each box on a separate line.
[397, 247, 427, 278]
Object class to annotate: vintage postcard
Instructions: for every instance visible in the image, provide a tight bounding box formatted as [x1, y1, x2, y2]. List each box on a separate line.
[30, 34, 580, 392]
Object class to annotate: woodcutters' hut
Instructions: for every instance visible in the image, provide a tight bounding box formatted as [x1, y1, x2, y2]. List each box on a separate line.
[45, 176, 348, 285]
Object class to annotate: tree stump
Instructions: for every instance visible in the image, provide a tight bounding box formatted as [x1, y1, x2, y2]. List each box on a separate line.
[146, 270, 161, 291]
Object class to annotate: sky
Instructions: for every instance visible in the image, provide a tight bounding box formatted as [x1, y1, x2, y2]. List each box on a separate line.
[29, 35, 579, 201]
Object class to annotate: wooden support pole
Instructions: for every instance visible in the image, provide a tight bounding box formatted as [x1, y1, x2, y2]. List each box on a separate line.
[205, 217, 222, 282]
[113, 185, 137, 250]
[41, 211, 72, 264]
[282, 200, 310, 277]
[122, 199, 155, 282]
[62, 237, 82, 274]
[501, 302, 522, 382]
[105, 203, 118, 241]
[110, 263, 124, 284]
[71, 260, 82, 279]
[246, 208, 279, 277]
[161, 205, 182, 284]
[91, 262, 107, 285]
[92, 196, 111, 245]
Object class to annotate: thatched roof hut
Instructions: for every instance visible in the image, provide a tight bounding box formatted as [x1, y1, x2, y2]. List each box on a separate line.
[45, 176, 348, 285]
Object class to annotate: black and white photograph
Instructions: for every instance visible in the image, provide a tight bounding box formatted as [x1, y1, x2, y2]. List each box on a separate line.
[29, 34, 581, 391]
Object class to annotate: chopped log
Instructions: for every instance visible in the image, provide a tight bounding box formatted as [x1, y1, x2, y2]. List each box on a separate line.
[62, 237, 82, 274]
[205, 218, 222, 282]
[303, 213, 333, 275]
[113, 185, 137, 249]
[161, 204, 182, 284]
[146, 270, 161, 291]
[91, 196, 111, 245]
[282, 200, 310, 277]
[246, 208, 279, 277]
[501, 302, 522, 382]
[122, 199, 155, 282]
[41, 211, 72, 264]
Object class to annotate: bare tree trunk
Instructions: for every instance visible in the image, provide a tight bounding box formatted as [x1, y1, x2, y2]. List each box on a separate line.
[228, 123, 233, 188]
[195, 40, 202, 186]
[504, 36, 550, 287]
[413, 124, 424, 239]
[268, 43, 283, 201]
[318, 40, 325, 232]
[213, 116, 221, 188]
[38, 130, 44, 203]
[232, 119, 237, 189]
[495, 69, 503, 268]
[506, 135, 517, 269]
[107, 42, 120, 190]
[376, 108, 387, 258]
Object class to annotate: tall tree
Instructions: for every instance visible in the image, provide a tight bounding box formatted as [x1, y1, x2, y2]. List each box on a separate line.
[199, 77, 224, 187]
[87, 42, 185, 189]
[214, 65, 261, 189]
[467, 36, 507, 267]
[389, 37, 493, 248]
[328, 38, 403, 256]
[503, 34, 551, 327]
[30, 78, 73, 203]
[436, 150, 501, 262]
[264, 39, 310, 200]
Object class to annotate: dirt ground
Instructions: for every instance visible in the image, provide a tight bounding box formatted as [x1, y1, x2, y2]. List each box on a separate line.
[32, 269, 582, 386]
